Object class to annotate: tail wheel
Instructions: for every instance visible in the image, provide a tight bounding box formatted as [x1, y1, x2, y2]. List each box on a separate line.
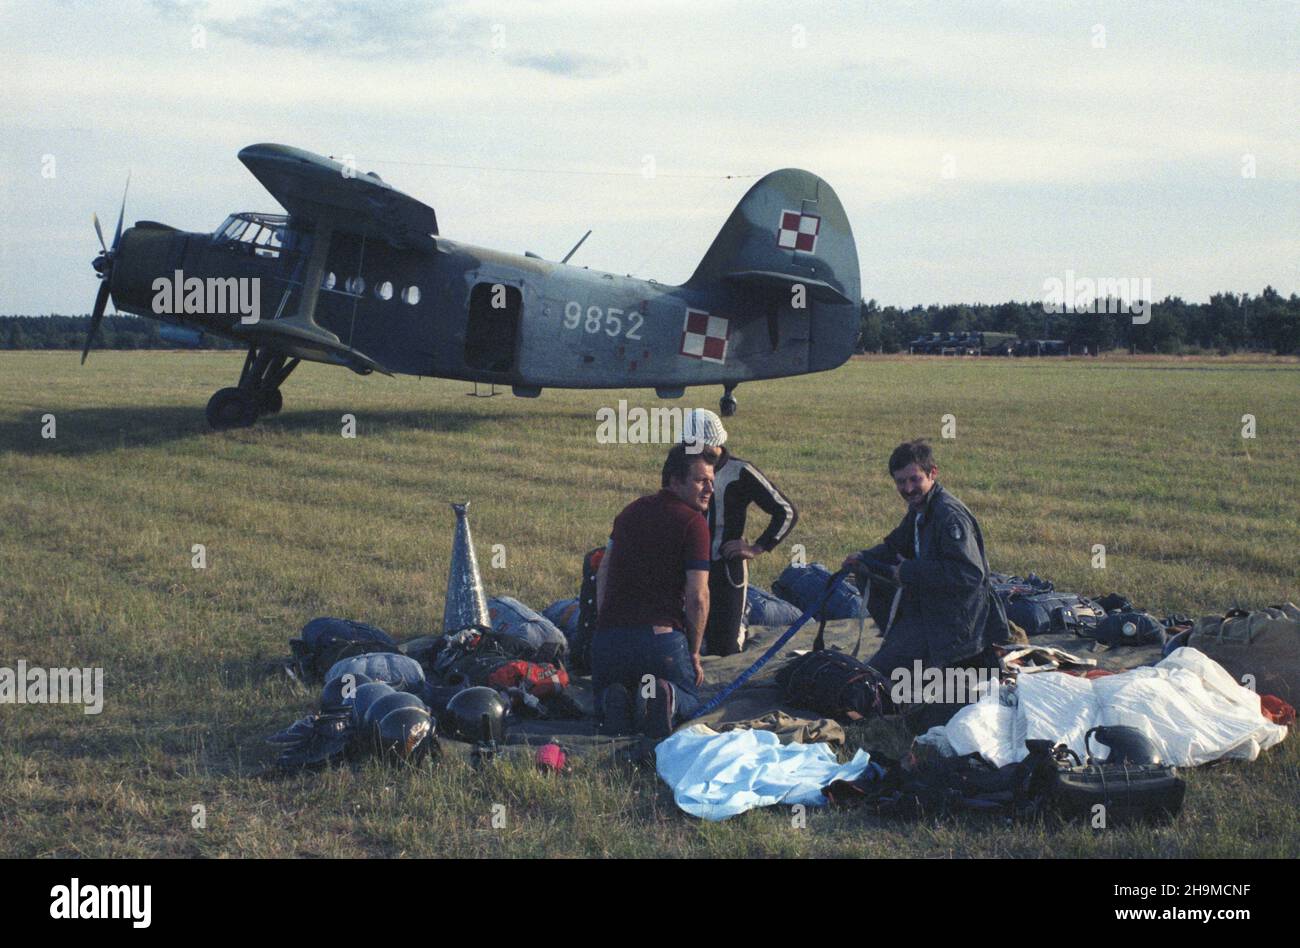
[206, 387, 259, 430]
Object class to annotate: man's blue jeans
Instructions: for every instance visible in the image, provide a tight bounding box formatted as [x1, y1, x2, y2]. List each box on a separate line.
[591, 626, 702, 722]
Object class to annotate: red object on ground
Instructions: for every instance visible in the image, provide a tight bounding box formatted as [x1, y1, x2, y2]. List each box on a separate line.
[536, 743, 567, 772]
[1084, 669, 1116, 679]
[487, 660, 570, 697]
[1260, 694, 1296, 725]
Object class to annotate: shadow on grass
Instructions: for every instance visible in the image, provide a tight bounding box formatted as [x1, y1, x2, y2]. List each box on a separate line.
[0, 405, 528, 457]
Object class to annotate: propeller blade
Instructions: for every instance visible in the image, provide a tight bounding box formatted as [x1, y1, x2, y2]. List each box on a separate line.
[93, 213, 107, 254]
[82, 281, 111, 364]
[112, 171, 131, 250]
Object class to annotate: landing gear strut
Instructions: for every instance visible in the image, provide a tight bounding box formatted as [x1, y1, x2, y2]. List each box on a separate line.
[719, 383, 738, 417]
[206, 348, 298, 430]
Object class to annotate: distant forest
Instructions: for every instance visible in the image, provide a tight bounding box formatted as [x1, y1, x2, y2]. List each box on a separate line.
[3, 286, 1298, 355]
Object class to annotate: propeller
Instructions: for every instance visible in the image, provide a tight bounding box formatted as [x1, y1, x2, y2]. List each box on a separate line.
[84, 173, 130, 364]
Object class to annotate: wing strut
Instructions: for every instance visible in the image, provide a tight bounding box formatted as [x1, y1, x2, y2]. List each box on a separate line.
[234, 216, 391, 375]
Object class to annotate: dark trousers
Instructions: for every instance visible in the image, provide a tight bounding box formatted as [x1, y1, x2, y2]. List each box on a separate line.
[703, 559, 747, 657]
[591, 626, 702, 721]
[867, 619, 999, 734]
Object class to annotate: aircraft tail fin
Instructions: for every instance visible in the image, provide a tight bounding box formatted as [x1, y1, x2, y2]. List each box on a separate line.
[687, 168, 860, 369]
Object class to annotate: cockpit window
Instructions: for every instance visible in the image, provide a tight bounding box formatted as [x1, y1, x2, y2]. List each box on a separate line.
[213, 212, 295, 259]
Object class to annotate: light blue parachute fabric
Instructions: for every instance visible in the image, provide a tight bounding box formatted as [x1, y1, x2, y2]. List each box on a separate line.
[655, 725, 873, 821]
[541, 598, 581, 638]
[772, 563, 862, 620]
[325, 652, 425, 693]
[488, 596, 568, 661]
[745, 586, 804, 627]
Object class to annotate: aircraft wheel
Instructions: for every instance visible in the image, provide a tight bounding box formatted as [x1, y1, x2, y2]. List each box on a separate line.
[719, 394, 737, 417]
[206, 387, 259, 430]
[258, 388, 283, 415]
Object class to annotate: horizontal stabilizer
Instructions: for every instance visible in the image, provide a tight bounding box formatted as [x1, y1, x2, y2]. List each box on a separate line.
[721, 270, 852, 305]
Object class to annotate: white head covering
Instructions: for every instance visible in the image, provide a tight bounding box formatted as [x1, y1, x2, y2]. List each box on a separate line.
[681, 408, 728, 447]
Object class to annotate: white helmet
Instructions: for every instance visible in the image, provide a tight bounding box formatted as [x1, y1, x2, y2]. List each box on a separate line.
[681, 408, 728, 447]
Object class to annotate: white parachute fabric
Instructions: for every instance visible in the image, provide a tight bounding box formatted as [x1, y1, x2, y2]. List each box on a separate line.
[937, 648, 1286, 768]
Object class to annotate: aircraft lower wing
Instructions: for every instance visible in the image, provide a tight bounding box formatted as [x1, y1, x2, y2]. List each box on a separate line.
[232, 316, 391, 375]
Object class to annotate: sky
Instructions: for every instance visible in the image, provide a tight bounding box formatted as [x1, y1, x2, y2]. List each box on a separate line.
[1, 0, 1296, 315]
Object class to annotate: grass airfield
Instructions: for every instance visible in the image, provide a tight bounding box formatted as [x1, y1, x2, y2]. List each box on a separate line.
[1, 350, 1298, 857]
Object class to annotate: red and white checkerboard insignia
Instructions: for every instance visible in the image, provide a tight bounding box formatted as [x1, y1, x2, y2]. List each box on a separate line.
[777, 209, 820, 253]
[679, 309, 730, 364]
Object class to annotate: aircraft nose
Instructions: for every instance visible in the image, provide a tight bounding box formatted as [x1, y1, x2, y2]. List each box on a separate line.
[106, 226, 183, 314]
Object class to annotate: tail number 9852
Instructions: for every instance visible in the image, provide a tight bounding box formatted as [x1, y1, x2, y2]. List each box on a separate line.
[563, 302, 643, 340]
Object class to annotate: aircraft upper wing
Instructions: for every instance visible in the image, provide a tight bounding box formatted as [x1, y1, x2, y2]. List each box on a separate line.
[238, 143, 438, 251]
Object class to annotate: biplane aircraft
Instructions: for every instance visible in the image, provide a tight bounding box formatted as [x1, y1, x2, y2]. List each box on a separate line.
[86, 144, 860, 429]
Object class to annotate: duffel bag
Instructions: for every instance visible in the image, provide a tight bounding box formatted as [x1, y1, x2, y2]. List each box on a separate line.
[775, 649, 891, 720]
[1003, 591, 1104, 637]
[1092, 611, 1164, 646]
[1188, 604, 1300, 702]
[291, 617, 400, 683]
[487, 596, 568, 664]
[773, 563, 861, 620]
[325, 651, 426, 694]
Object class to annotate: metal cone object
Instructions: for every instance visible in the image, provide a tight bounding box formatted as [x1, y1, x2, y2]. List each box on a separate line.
[443, 502, 491, 635]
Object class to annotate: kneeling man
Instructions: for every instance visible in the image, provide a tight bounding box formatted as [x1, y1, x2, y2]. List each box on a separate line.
[594, 444, 713, 738]
[843, 439, 1010, 724]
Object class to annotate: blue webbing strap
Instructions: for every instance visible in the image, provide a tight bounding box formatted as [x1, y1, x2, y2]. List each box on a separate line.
[686, 566, 851, 721]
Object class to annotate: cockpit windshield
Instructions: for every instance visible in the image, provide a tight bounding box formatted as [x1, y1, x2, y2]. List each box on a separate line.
[212, 212, 297, 259]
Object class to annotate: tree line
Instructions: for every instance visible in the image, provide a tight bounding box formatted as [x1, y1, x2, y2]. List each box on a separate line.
[857, 287, 1300, 355]
[0, 315, 240, 351]
[3, 287, 1298, 355]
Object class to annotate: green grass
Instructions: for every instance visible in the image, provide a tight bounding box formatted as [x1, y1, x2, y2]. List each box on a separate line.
[1, 350, 1298, 857]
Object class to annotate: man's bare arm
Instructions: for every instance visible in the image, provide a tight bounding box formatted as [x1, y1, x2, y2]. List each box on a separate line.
[683, 568, 709, 655]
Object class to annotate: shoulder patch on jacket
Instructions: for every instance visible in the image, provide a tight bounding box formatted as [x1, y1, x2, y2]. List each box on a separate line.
[948, 520, 964, 542]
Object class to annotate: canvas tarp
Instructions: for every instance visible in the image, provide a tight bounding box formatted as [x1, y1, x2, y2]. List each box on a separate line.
[474, 617, 1167, 757]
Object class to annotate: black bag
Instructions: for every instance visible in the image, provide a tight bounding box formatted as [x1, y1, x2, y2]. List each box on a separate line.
[1003, 591, 1104, 637]
[290, 617, 400, 683]
[775, 650, 892, 721]
[1092, 611, 1164, 646]
[824, 750, 1040, 817]
[1027, 740, 1185, 823]
[569, 546, 604, 675]
[1097, 592, 1135, 614]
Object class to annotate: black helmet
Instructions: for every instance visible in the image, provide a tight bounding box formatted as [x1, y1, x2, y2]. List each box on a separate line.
[352, 682, 396, 727]
[376, 706, 437, 764]
[363, 691, 427, 734]
[320, 672, 375, 712]
[1086, 725, 1161, 765]
[444, 687, 508, 744]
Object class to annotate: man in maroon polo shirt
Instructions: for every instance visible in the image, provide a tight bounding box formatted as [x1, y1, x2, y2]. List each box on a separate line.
[593, 443, 714, 738]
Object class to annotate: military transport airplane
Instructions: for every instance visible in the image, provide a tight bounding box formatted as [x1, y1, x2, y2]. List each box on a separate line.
[86, 144, 860, 429]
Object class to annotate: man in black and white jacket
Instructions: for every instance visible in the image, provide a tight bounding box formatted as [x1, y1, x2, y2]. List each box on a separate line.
[683, 409, 798, 656]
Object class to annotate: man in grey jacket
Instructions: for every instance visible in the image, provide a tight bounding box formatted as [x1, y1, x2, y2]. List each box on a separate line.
[843, 440, 1010, 701]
